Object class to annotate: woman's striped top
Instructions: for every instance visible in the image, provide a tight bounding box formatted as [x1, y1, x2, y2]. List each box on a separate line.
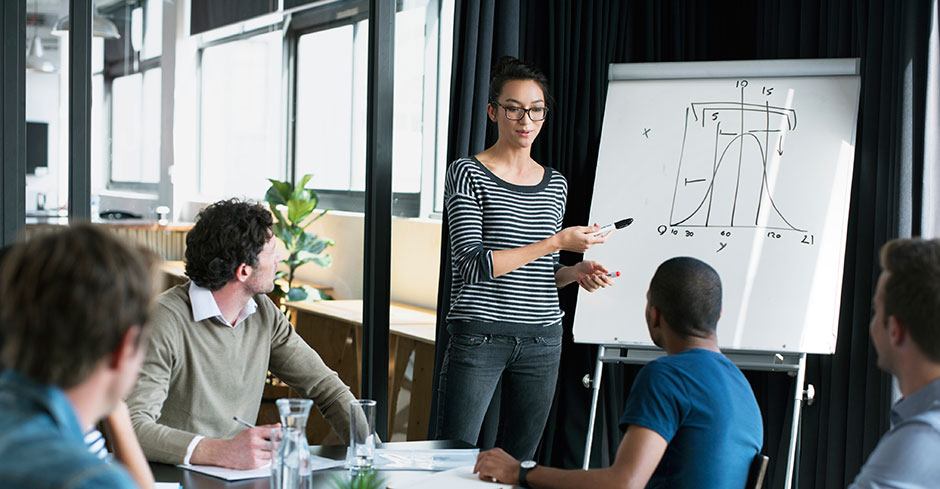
[445, 157, 567, 326]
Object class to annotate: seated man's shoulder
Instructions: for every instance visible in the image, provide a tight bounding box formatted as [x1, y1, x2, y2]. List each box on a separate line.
[896, 405, 940, 441]
[150, 284, 195, 329]
[851, 415, 940, 488]
[155, 283, 190, 310]
[0, 429, 135, 489]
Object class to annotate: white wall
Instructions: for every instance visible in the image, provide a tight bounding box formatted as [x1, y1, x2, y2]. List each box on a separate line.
[25, 70, 61, 211]
[292, 212, 442, 310]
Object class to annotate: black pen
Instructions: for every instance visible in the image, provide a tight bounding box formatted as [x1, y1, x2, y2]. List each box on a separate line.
[233, 416, 255, 429]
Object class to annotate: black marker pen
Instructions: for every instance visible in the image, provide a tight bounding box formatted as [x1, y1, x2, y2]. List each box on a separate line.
[595, 218, 633, 237]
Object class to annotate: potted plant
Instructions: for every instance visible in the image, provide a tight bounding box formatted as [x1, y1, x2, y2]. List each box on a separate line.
[264, 174, 333, 302]
[330, 469, 384, 489]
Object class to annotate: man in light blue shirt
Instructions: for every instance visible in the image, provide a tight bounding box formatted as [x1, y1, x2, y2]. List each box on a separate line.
[850, 238, 940, 488]
[0, 225, 158, 489]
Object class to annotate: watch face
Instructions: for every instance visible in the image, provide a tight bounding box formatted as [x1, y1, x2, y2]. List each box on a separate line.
[521, 460, 537, 469]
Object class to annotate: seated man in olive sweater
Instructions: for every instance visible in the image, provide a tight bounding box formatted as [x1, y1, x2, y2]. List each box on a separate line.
[127, 199, 357, 469]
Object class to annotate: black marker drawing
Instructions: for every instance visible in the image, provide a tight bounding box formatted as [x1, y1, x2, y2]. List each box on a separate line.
[668, 85, 805, 233]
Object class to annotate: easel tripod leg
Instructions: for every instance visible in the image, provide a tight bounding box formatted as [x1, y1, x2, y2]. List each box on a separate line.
[582, 345, 607, 470]
[784, 353, 807, 489]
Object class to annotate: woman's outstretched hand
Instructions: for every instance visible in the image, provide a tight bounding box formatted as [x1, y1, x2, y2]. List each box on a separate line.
[553, 224, 607, 253]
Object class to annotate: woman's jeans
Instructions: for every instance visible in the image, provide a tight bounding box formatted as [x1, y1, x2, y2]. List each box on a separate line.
[435, 330, 562, 460]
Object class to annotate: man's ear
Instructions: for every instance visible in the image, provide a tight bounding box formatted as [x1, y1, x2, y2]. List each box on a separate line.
[487, 103, 497, 123]
[109, 325, 143, 370]
[887, 315, 907, 347]
[234, 263, 252, 284]
[648, 305, 662, 328]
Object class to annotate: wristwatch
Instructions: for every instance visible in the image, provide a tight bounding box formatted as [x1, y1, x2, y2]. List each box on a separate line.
[519, 460, 537, 488]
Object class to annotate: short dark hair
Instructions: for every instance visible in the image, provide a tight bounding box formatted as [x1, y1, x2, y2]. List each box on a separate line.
[880, 238, 940, 362]
[185, 199, 273, 291]
[488, 56, 552, 107]
[648, 257, 722, 338]
[0, 224, 158, 388]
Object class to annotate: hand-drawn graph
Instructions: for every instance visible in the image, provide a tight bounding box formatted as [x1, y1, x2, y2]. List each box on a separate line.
[669, 84, 806, 232]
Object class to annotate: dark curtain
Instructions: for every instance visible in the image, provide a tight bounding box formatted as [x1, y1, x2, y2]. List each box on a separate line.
[428, 0, 521, 446]
[512, 1, 934, 489]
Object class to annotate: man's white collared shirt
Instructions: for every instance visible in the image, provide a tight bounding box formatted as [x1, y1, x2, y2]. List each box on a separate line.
[188, 282, 258, 328]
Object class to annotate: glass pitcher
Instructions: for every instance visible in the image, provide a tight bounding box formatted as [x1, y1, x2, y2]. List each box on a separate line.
[271, 398, 313, 489]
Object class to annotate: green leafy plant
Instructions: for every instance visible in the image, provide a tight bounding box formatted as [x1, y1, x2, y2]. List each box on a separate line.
[264, 174, 334, 302]
[330, 469, 385, 489]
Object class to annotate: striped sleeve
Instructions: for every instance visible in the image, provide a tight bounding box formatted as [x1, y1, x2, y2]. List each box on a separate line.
[552, 181, 567, 274]
[84, 429, 110, 461]
[445, 162, 494, 285]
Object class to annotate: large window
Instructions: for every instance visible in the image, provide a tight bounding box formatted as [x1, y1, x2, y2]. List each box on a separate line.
[199, 30, 284, 199]
[292, 0, 440, 215]
[110, 69, 161, 183]
[100, 0, 163, 189]
[191, 0, 451, 214]
[295, 24, 357, 190]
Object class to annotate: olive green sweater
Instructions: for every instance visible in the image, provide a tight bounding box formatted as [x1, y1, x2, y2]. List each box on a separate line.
[126, 283, 355, 464]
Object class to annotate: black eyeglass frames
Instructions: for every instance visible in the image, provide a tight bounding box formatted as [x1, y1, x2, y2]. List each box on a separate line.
[492, 102, 549, 121]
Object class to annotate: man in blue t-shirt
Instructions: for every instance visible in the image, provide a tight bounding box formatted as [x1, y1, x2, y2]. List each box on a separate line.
[475, 257, 764, 488]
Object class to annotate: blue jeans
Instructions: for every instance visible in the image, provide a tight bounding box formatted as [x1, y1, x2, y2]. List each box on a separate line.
[435, 331, 562, 460]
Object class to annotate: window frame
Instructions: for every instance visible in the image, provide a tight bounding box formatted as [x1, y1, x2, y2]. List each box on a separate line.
[286, 0, 440, 218]
[100, 0, 162, 193]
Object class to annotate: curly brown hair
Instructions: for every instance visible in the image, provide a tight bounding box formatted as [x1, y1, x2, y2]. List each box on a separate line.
[185, 199, 273, 291]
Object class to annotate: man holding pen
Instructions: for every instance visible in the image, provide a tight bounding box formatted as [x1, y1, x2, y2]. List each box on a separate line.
[126, 199, 357, 469]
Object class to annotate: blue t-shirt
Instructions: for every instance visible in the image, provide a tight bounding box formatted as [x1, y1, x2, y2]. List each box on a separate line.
[0, 370, 136, 489]
[619, 348, 763, 489]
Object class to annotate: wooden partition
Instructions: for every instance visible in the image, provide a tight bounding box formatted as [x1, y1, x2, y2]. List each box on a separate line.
[287, 300, 436, 442]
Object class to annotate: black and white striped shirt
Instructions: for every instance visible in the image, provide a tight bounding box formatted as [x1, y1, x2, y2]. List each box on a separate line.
[445, 157, 567, 327]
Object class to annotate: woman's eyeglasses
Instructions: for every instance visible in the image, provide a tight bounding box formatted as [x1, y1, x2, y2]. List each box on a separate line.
[493, 102, 549, 121]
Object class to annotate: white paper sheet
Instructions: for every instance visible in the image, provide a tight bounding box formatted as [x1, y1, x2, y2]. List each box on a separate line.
[178, 455, 345, 481]
[388, 465, 513, 489]
[346, 448, 480, 471]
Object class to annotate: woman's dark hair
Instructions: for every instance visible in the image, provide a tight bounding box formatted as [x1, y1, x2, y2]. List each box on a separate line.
[488, 56, 552, 107]
[185, 199, 273, 291]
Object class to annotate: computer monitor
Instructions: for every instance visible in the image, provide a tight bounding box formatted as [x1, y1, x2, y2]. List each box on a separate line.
[26, 121, 49, 175]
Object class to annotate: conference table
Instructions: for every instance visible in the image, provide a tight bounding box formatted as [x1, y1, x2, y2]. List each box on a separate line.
[151, 440, 474, 488]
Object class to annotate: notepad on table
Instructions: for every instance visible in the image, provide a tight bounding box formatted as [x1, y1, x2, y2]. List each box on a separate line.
[178, 455, 345, 481]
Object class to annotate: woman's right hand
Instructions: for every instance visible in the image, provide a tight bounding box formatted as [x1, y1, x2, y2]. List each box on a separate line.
[552, 224, 607, 253]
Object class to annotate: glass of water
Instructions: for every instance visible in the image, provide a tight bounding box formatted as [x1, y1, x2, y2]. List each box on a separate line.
[348, 399, 377, 473]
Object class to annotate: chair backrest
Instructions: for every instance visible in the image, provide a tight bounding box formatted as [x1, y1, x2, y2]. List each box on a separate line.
[746, 454, 770, 489]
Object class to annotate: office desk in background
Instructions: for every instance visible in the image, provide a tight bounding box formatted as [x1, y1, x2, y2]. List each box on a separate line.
[287, 300, 437, 442]
[151, 440, 472, 488]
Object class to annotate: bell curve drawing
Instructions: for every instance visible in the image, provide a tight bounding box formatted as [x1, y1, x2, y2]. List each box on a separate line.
[669, 81, 806, 233]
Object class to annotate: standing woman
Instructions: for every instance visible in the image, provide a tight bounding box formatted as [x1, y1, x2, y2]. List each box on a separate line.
[437, 57, 614, 459]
